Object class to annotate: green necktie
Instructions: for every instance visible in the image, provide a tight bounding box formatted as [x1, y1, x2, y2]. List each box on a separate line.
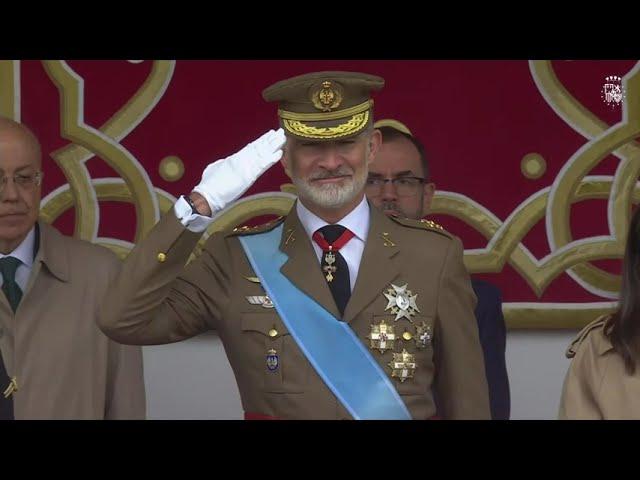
[0, 256, 23, 313]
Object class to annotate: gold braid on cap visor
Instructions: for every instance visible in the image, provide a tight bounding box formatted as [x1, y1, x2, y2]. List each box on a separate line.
[279, 100, 372, 139]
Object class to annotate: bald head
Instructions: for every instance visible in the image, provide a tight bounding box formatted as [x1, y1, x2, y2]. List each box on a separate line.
[0, 117, 42, 169]
[0, 117, 43, 253]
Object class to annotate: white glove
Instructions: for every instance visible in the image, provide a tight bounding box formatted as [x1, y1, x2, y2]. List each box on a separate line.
[192, 128, 286, 213]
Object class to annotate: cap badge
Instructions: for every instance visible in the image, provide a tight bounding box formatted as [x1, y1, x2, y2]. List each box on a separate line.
[311, 80, 343, 112]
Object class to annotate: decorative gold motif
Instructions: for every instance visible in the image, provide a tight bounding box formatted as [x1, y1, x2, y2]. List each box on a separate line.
[22, 60, 640, 330]
[282, 112, 369, 139]
[531, 61, 640, 300]
[311, 80, 343, 111]
[430, 61, 640, 328]
[384, 284, 420, 322]
[431, 181, 627, 295]
[388, 350, 416, 383]
[521, 153, 547, 180]
[367, 321, 396, 354]
[41, 60, 174, 242]
[159, 155, 185, 182]
[0, 61, 19, 120]
[503, 302, 616, 329]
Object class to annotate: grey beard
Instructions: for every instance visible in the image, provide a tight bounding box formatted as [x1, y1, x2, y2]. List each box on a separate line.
[294, 167, 368, 209]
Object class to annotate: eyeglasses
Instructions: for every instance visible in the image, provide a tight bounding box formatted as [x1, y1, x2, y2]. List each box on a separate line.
[365, 176, 426, 196]
[0, 172, 43, 194]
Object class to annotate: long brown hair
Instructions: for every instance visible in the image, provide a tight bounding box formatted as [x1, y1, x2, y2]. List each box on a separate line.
[607, 206, 640, 373]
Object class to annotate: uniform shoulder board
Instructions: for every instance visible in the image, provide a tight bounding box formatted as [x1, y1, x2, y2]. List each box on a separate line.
[566, 315, 612, 359]
[227, 216, 285, 237]
[389, 216, 452, 238]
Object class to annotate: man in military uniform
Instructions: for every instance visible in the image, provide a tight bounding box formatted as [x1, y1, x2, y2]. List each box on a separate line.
[98, 71, 490, 419]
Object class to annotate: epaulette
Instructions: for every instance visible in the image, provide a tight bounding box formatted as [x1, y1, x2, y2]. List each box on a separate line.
[227, 216, 285, 237]
[566, 315, 611, 358]
[388, 216, 452, 238]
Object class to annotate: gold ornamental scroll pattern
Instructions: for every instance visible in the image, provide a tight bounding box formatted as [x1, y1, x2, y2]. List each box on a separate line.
[425, 61, 640, 328]
[39, 60, 175, 242]
[530, 61, 640, 298]
[0, 60, 20, 121]
[0, 60, 294, 263]
[42, 61, 175, 241]
[4, 60, 638, 329]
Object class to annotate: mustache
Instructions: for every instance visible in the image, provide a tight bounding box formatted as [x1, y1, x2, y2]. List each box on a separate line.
[380, 200, 399, 211]
[308, 166, 354, 181]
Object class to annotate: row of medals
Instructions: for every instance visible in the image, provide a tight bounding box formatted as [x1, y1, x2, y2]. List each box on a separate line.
[321, 253, 429, 382]
[370, 283, 430, 383]
[249, 279, 430, 383]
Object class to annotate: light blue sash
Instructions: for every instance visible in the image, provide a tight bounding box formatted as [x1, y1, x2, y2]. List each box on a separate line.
[239, 224, 411, 420]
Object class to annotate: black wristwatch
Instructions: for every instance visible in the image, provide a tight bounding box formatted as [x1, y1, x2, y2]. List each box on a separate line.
[182, 194, 199, 215]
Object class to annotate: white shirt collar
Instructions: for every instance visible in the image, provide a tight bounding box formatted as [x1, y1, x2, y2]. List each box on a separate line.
[296, 195, 370, 242]
[0, 226, 36, 268]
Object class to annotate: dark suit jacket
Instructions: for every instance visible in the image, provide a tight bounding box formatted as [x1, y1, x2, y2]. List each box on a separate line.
[472, 279, 510, 420]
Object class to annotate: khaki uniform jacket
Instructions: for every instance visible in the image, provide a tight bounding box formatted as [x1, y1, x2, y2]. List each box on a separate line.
[559, 315, 640, 420]
[99, 203, 490, 419]
[0, 222, 146, 419]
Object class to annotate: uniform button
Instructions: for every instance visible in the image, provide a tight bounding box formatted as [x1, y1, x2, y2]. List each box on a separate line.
[268, 328, 278, 338]
[157, 253, 167, 263]
[402, 331, 413, 341]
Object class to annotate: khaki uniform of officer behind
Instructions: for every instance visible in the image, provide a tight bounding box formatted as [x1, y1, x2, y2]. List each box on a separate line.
[98, 71, 490, 419]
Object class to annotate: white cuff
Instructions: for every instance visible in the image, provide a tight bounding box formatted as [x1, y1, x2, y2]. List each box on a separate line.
[173, 196, 215, 233]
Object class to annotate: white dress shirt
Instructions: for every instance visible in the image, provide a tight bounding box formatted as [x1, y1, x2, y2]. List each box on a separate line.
[296, 196, 370, 293]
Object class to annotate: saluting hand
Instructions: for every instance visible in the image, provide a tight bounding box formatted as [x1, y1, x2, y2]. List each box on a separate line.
[191, 128, 286, 216]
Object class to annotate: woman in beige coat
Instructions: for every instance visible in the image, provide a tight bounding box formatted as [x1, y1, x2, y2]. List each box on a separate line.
[559, 207, 640, 419]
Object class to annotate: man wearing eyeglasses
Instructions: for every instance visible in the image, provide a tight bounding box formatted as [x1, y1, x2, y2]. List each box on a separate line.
[0, 117, 145, 419]
[366, 119, 510, 420]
